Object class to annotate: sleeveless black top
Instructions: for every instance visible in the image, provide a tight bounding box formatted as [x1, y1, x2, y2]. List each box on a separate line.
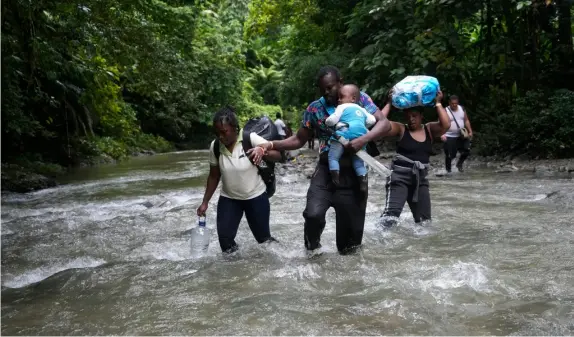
[396, 125, 433, 166]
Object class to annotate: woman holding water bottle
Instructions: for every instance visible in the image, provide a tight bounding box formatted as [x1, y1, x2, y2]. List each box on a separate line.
[197, 106, 281, 253]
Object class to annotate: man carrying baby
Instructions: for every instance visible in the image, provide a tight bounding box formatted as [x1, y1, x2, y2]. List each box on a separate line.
[325, 84, 376, 192]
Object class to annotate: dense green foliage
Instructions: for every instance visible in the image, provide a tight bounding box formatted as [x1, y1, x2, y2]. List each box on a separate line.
[2, 0, 574, 175]
[1, 0, 279, 167]
[246, 0, 574, 158]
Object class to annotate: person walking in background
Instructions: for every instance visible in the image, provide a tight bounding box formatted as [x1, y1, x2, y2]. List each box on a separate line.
[441, 95, 473, 172]
[274, 112, 287, 140]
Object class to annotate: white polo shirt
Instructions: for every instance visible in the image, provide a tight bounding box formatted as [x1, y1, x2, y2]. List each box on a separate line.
[274, 119, 286, 136]
[209, 131, 268, 200]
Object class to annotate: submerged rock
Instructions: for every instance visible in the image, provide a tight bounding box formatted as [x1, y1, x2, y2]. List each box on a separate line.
[140, 201, 154, 208]
[140, 150, 156, 156]
[541, 190, 574, 208]
[495, 165, 519, 173]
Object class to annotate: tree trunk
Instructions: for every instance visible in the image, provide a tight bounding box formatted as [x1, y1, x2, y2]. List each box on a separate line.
[556, 0, 573, 88]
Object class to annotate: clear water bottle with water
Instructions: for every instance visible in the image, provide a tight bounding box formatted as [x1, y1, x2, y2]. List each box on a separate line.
[190, 216, 210, 257]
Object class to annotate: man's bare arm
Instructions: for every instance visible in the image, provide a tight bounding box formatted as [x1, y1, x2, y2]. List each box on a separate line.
[259, 127, 312, 152]
[463, 108, 473, 135]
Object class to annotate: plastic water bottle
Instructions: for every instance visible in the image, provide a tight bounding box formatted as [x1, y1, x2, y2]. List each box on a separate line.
[190, 216, 210, 258]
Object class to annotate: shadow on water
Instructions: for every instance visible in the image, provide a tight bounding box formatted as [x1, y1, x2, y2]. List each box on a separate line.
[2, 151, 574, 335]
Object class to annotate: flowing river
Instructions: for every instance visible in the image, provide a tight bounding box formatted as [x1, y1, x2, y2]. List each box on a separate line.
[2, 150, 573, 335]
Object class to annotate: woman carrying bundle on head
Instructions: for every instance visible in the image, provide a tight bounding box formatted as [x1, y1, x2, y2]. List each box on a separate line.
[378, 89, 450, 228]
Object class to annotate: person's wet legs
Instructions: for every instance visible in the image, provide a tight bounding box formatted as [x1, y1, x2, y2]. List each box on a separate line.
[407, 178, 431, 224]
[243, 192, 275, 244]
[379, 172, 409, 228]
[302, 163, 332, 251]
[444, 137, 458, 172]
[216, 196, 244, 253]
[333, 177, 367, 254]
[456, 138, 471, 172]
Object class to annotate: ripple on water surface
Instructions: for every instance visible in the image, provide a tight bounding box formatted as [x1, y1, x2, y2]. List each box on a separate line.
[2, 152, 574, 335]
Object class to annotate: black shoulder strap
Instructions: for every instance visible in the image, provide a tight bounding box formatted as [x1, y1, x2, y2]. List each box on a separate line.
[213, 139, 220, 160]
[242, 130, 277, 168]
[241, 129, 255, 166]
[241, 131, 278, 164]
[242, 129, 253, 153]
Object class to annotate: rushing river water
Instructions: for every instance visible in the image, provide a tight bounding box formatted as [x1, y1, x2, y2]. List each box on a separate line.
[2, 150, 574, 335]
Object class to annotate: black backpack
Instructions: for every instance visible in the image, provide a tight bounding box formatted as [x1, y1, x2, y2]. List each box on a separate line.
[213, 116, 284, 198]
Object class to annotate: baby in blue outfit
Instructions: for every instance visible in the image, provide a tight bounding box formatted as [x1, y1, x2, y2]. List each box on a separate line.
[325, 84, 376, 191]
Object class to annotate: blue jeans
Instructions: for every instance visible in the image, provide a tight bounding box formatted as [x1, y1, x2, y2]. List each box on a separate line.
[216, 192, 274, 253]
[328, 141, 367, 176]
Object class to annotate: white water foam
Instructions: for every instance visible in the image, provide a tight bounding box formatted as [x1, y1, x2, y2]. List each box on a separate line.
[127, 241, 191, 262]
[2, 190, 204, 225]
[278, 174, 303, 184]
[2, 257, 106, 288]
[1, 227, 15, 235]
[254, 242, 308, 259]
[420, 261, 491, 292]
[271, 264, 322, 280]
[532, 194, 549, 201]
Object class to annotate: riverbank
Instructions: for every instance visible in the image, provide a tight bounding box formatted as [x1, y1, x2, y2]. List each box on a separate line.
[0, 150, 160, 194]
[279, 145, 574, 180]
[3, 145, 573, 194]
